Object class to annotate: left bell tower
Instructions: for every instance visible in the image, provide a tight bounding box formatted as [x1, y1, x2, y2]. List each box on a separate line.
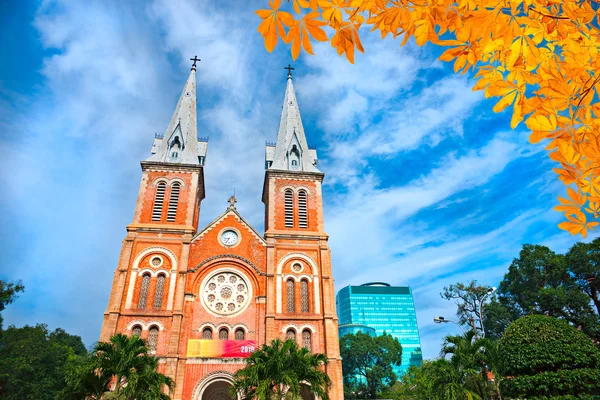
[100, 58, 208, 374]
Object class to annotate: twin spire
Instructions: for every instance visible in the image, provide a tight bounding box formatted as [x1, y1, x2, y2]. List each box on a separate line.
[147, 60, 318, 173]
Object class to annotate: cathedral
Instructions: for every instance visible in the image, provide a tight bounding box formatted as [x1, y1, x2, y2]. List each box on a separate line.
[100, 61, 344, 400]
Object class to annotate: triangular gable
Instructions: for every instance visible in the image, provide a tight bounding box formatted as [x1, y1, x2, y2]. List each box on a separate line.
[192, 207, 267, 246]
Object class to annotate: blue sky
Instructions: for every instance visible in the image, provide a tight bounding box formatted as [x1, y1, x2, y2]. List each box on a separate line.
[0, 0, 595, 360]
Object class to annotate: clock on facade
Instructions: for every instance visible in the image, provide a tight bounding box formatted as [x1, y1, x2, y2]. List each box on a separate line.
[220, 230, 239, 246]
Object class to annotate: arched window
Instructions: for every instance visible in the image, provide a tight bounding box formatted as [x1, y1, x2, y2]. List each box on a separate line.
[286, 329, 296, 342]
[132, 325, 142, 337]
[138, 273, 151, 309]
[148, 326, 159, 353]
[167, 183, 180, 222]
[289, 145, 301, 170]
[300, 279, 309, 313]
[169, 137, 181, 161]
[202, 327, 213, 339]
[286, 279, 295, 313]
[298, 190, 308, 228]
[153, 274, 166, 308]
[302, 330, 312, 350]
[219, 328, 229, 340]
[235, 329, 245, 340]
[152, 182, 166, 221]
[284, 189, 294, 228]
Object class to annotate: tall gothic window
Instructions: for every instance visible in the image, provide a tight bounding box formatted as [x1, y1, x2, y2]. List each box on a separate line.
[284, 189, 294, 228]
[298, 190, 308, 228]
[153, 274, 166, 308]
[148, 326, 159, 353]
[300, 279, 309, 313]
[132, 325, 142, 337]
[138, 273, 151, 309]
[286, 329, 296, 342]
[235, 329, 245, 340]
[302, 330, 312, 350]
[286, 279, 295, 313]
[202, 327, 213, 339]
[166, 183, 181, 222]
[152, 182, 166, 221]
[219, 328, 229, 340]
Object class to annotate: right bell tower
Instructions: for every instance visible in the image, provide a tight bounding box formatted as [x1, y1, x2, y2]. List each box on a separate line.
[262, 67, 344, 399]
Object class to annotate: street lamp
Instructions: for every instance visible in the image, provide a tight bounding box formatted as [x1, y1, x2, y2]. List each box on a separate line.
[434, 316, 466, 334]
[478, 286, 496, 338]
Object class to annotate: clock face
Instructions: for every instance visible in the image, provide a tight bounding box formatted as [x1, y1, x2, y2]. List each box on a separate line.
[221, 230, 239, 246]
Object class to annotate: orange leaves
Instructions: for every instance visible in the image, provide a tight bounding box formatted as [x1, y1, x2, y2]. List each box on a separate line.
[287, 12, 329, 59]
[255, 0, 600, 237]
[256, 0, 293, 52]
[331, 22, 364, 63]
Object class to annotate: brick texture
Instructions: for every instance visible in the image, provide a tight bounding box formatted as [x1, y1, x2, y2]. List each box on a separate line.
[100, 165, 344, 399]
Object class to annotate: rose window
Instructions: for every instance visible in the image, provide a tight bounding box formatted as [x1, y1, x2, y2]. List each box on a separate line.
[151, 257, 162, 267]
[202, 271, 250, 316]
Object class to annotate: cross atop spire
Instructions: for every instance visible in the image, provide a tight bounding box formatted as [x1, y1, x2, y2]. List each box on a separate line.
[285, 64, 295, 79]
[190, 55, 201, 70]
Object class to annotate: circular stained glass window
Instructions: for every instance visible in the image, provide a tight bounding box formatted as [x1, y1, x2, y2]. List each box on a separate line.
[202, 271, 251, 316]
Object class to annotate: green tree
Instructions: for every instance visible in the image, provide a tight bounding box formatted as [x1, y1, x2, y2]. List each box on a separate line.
[441, 281, 496, 336]
[231, 338, 331, 400]
[63, 333, 174, 400]
[486, 244, 600, 341]
[395, 359, 481, 400]
[339, 332, 402, 399]
[0, 279, 24, 330]
[498, 315, 600, 399]
[441, 331, 501, 400]
[566, 238, 600, 316]
[0, 323, 86, 400]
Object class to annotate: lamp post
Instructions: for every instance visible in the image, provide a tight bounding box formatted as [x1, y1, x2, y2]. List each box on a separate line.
[477, 286, 496, 338]
[434, 316, 466, 334]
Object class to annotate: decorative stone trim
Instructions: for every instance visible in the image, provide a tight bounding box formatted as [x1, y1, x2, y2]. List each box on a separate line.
[189, 254, 265, 276]
[276, 253, 320, 314]
[125, 320, 166, 331]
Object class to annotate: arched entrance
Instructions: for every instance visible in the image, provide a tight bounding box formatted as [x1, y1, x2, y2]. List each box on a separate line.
[201, 380, 233, 400]
[194, 371, 237, 400]
[300, 385, 316, 400]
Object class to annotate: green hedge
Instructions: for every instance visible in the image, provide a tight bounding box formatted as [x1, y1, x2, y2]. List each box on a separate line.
[498, 315, 600, 399]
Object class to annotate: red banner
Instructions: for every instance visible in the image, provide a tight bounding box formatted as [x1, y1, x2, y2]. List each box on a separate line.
[187, 339, 256, 358]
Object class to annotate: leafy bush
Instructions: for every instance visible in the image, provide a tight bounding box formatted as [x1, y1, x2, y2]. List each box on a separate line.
[498, 315, 600, 399]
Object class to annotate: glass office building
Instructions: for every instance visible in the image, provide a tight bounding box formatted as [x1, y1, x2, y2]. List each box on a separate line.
[338, 323, 376, 337]
[336, 282, 423, 377]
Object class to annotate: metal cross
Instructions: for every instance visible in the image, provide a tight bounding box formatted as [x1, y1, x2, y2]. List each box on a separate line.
[285, 64, 295, 77]
[190, 56, 201, 68]
[227, 195, 237, 209]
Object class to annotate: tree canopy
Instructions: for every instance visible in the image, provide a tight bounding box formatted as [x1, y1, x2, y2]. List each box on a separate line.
[0, 279, 24, 330]
[339, 332, 402, 399]
[498, 315, 600, 399]
[0, 323, 87, 400]
[484, 243, 600, 341]
[231, 338, 331, 400]
[255, 0, 600, 237]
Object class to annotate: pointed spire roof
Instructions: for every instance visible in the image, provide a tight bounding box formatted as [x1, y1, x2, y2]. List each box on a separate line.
[269, 71, 320, 173]
[147, 66, 205, 165]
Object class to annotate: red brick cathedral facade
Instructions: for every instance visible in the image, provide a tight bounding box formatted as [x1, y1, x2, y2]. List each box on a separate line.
[100, 65, 344, 399]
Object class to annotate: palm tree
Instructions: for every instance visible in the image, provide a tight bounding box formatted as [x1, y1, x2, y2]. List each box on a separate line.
[63, 333, 174, 399]
[441, 330, 501, 400]
[231, 339, 332, 400]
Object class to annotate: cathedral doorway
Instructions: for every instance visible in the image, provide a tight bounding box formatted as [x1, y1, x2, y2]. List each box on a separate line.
[200, 380, 233, 400]
[194, 372, 237, 400]
[300, 385, 316, 400]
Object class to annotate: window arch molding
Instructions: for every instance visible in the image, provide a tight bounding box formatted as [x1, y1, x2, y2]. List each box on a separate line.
[198, 322, 217, 332]
[126, 247, 178, 310]
[278, 186, 312, 195]
[150, 177, 187, 188]
[282, 274, 313, 282]
[125, 320, 166, 331]
[276, 253, 320, 314]
[137, 268, 171, 278]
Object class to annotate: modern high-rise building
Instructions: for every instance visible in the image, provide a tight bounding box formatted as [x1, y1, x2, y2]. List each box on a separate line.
[336, 282, 423, 377]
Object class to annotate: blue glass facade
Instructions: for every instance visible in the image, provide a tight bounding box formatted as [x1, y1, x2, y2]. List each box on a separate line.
[336, 283, 423, 377]
[338, 323, 376, 337]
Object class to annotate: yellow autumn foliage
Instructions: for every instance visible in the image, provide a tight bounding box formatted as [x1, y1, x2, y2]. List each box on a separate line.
[256, 0, 600, 237]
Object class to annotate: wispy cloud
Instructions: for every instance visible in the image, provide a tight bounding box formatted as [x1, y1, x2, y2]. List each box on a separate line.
[0, 0, 590, 362]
